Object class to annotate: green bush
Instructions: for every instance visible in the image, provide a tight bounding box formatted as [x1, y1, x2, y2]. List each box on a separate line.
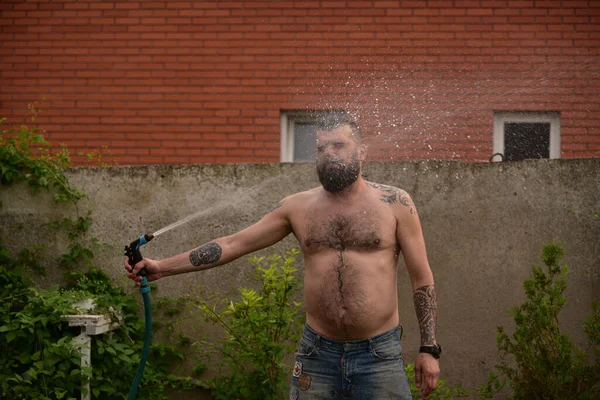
[0, 267, 203, 400]
[0, 108, 200, 399]
[190, 249, 305, 400]
[191, 249, 468, 400]
[0, 266, 82, 400]
[479, 243, 600, 399]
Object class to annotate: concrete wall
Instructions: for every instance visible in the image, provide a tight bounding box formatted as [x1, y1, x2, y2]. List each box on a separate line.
[1, 158, 599, 395]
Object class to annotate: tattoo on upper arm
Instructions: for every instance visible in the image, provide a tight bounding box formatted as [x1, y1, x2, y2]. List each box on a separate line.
[189, 242, 222, 267]
[413, 285, 437, 346]
[366, 182, 415, 214]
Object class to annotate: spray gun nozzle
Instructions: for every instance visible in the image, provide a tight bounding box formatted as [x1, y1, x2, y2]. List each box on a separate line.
[135, 233, 154, 250]
[124, 233, 154, 277]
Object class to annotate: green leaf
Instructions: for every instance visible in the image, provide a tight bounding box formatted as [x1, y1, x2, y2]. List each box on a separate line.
[6, 331, 17, 343]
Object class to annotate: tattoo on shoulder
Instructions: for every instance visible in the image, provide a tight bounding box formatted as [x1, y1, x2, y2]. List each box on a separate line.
[365, 182, 414, 213]
[189, 242, 222, 267]
[267, 198, 286, 214]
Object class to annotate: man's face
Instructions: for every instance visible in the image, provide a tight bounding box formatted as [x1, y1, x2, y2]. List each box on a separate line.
[315, 124, 364, 193]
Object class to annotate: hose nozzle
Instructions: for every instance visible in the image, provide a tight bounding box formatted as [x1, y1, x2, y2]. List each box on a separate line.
[124, 234, 154, 277]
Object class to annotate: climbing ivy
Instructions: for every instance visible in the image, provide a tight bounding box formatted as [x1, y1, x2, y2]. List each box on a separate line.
[0, 102, 93, 271]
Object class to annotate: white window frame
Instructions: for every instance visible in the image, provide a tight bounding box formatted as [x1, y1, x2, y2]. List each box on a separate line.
[280, 110, 345, 162]
[493, 112, 561, 162]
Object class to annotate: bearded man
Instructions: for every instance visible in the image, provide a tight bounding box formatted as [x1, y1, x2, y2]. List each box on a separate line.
[125, 114, 441, 399]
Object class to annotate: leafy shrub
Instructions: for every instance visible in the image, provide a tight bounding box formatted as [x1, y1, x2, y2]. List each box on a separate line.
[0, 266, 83, 400]
[0, 108, 199, 399]
[191, 249, 305, 400]
[479, 243, 600, 399]
[0, 266, 204, 400]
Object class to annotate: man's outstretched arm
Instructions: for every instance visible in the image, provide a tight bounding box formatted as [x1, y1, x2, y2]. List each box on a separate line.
[126, 197, 293, 282]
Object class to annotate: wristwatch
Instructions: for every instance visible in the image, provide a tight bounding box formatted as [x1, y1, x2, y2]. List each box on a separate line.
[419, 344, 442, 359]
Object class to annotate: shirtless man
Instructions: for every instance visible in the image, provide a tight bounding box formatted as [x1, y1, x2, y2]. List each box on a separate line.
[125, 115, 440, 399]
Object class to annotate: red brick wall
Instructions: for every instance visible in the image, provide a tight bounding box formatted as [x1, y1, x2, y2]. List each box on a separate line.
[1, 0, 599, 165]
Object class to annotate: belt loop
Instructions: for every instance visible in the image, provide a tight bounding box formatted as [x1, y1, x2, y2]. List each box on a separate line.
[398, 324, 404, 340]
[367, 337, 373, 352]
[315, 334, 322, 350]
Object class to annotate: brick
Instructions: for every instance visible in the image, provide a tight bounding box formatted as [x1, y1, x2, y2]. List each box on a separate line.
[1, 0, 598, 166]
[481, 0, 509, 6]
[453, 1, 481, 7]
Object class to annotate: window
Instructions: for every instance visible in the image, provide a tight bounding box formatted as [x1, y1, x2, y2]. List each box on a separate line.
[280, 110, 346, 162]
[492, 112, 560, 162]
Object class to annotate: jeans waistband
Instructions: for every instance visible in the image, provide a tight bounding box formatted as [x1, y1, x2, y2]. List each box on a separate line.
[302, 324, 403, 353]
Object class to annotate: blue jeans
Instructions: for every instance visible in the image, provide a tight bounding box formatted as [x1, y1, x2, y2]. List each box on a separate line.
[289, 324, 412, 400]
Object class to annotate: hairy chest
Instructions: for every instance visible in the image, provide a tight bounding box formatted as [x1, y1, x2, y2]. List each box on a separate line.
[301, 208, 396, 252]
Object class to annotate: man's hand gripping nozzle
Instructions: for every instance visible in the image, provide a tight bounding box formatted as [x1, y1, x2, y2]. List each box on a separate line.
[124, 233, 154, 282]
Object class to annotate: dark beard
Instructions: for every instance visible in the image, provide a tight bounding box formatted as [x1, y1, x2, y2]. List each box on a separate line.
[316, 153, 360, 193]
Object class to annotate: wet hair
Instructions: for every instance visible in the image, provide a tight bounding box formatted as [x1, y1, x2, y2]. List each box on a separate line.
[315, 112, 362, 143]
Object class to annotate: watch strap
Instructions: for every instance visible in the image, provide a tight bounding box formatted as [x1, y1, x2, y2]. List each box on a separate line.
[419, 344, 442, 359]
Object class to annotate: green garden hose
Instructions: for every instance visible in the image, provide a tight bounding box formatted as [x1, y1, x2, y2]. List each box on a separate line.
[124, 234, 154, 400]
[127, 276, 152, 400]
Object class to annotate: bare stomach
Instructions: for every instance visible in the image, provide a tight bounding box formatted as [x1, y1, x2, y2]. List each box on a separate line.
[303, 250, 399, 340]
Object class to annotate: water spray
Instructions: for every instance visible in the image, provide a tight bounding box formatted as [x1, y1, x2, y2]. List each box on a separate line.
[123, 233, 154, 400]
[121, 169, 301, 397]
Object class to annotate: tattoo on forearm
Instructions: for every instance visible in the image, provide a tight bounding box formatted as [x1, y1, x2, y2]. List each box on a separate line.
[413, 285, 437, 346]
[189, 243, 222, 267]
[365, 182, 414, 214]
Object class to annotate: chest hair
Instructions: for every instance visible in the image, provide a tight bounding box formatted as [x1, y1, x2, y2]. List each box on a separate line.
[304, 211, 382, 251]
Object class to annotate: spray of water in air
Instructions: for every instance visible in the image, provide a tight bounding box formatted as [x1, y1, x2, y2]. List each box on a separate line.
[151, 167, 306, 238]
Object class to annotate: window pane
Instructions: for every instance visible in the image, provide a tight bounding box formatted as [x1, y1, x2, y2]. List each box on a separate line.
[294, 122, 317, 161]
[504, 122, 550, 161]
